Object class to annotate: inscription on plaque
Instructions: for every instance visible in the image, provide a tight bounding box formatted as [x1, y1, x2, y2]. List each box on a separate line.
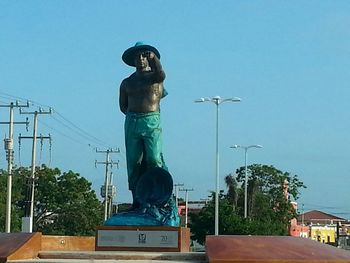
[97, 229, 178, 248]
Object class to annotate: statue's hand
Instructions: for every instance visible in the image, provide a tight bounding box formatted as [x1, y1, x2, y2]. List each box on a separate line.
[145, 51, 155, 59]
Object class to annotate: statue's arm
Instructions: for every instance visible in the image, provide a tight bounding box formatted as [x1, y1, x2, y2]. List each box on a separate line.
[149, 55, 166, 82]
[119, 79, 128, 114]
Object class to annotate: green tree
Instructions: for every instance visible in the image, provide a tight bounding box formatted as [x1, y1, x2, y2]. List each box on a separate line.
[189, 192, 251, 244]
[224, 173, 240, 210]
[0, 169, 9, 231]
[235, 164, 304, 223]
[189, 164, 306, 244]
[0, 168, 26, 232]
[0, 165, 103, 235]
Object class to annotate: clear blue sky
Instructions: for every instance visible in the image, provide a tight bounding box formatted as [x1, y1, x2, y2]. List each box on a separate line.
[1, 1, 349, 218]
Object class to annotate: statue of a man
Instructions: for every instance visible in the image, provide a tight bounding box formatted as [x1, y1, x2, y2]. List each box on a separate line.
[119, 42, 167, 209]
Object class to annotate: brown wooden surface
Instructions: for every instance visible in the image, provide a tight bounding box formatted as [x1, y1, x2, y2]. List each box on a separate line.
[206, 235, 350, 263]
[41, 235, 95, 251]
[180, 227, 191, 252]
[95, 226, 190, 252]
[0, 232, 41, 263]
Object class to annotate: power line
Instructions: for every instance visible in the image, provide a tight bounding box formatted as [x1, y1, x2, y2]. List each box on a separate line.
[38, 119, 93, 148]
[0, 92, 49, 108]
[55, 110, 109, 146]
[0, 91, 114, 149]
[51, 111, 110, 148]
[302, 203, 348, 211]
[0, 92, 126, 175]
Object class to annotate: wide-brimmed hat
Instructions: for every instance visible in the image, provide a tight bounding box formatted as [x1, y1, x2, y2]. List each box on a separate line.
[122, 41, 161, 67]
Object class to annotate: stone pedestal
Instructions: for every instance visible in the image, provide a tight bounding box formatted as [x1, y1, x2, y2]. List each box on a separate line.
[95, 226, 190, 252]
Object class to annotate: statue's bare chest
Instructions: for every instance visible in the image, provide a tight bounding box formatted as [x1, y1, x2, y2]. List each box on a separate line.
[126, 77, 160, 98]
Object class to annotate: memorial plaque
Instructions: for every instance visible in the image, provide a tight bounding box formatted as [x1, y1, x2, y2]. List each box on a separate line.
[95, 226, 190, 252]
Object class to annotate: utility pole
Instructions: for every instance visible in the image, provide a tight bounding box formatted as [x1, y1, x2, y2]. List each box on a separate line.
[19, 107, 52, 232]
[173, 183, 184, 208]
[179, 188, 194, 228]
[0, 101, 29, 233]
[108, 171, 115, 218]
[95, 148, 119, 221]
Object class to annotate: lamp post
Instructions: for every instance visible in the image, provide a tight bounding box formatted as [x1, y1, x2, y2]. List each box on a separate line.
[174, 183, 184, 208]
[179, 188, 194, 228]
[230, 144, 262, 218]
[195, 96, 241, 235]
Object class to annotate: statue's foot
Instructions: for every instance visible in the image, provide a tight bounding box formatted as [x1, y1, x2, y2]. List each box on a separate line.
[123, 201, 140, 212]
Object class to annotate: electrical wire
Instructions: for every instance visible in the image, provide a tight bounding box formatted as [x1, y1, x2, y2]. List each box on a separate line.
[0, 91, 124, 172]
[300, 202, 350, 218]
[0, 91, 115, 149]
[38, 119, 95, 148]
[50, 113, 109, 148]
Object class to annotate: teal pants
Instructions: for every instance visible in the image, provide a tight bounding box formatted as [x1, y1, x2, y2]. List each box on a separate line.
[125, 112, 164, 192]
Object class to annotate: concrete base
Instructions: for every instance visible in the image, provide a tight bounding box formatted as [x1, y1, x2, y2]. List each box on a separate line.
[95, 226, 191, 252]
[38, 251, 207, 262]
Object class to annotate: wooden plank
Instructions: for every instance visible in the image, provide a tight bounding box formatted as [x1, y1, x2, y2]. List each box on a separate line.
[41, 235, 95, 251]
[0, 232, 41, 262]
[206, 235, 350, 263]
[179, 227, 191, 252]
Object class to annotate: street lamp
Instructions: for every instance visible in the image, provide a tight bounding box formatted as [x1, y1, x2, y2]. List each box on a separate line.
[179, 188, 194, 228]
[231, 144, 262, 218]
[195, 96, 241, 235]
[174, 183, 184, 208]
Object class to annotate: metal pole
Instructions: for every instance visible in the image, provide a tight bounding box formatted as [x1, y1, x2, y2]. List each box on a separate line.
[174, 183, 184, 208]
[195, 96, 241, 236]
[185, 190, 189, 227]
[230, 144, 262, 219]
[108, 171, 113, 218]
[214, 101, 219, 235]
[29, 111, 38, 232]
[95, 148, 119, 221]
[5, 103, 14, 233]
[104, 150, 110, 221]
[2, 101, 30, 232]
[244, 148, 248, 218]
[179, 188, 193, 228]
[19, 107, 51, 232]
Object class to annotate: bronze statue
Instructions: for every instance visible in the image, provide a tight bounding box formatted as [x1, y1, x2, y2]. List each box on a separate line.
[105, 42, 178, 226]
[119, 42, 167, 209]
